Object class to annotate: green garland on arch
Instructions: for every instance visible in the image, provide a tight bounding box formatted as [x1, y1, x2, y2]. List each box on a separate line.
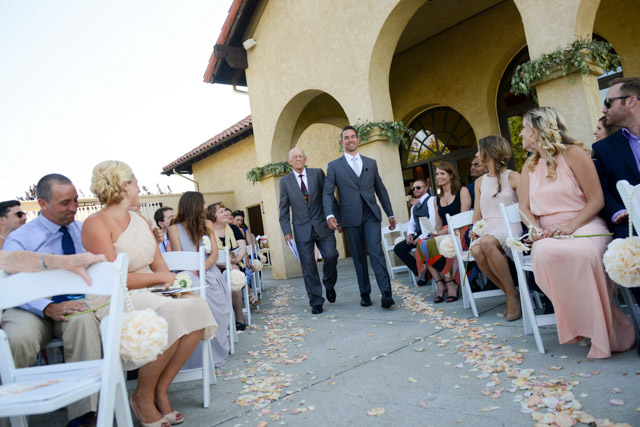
[246, 161, 292, 184]
[350, 120, 416, 150]
[510, 38, 624, 97]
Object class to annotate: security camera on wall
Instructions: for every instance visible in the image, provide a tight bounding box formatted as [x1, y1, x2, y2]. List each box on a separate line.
[243, 38, 257, 50]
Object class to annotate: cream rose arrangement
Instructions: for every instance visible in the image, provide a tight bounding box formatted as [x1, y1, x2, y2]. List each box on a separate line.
[174, 272, 192, 290]
[120, 309, 169, 365]
[230, 269, 247, 291]
[437, 236, 457, 258]
[251, 259, 263, 272]
[202, 235, 212, 253]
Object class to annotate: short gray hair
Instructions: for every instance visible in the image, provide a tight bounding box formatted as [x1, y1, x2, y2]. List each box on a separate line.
[288, 147, 306, 158]
[37, 174, 73, 202]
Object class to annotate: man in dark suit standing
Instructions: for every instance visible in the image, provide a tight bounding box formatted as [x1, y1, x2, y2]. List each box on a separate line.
[279, 147, 339, 314]
[323, 126, 396, 309]
[592, 77, 640, 306]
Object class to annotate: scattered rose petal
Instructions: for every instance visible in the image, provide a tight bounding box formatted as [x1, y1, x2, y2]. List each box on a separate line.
[480, 406, 500, 412]
[329, 381, 337, 386]
[408, 377, 418, 383]
[418, 401, 427, 408]
[257, 422, 268, 427]
[367, 407, 385, 416]
[610, 399, 624, 406]
[414, 347, 424, 352]
[548, 365, 563, 371]
[612, 388, 623, 394]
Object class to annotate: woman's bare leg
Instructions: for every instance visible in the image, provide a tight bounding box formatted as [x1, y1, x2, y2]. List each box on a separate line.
[232, 290, 245, 324]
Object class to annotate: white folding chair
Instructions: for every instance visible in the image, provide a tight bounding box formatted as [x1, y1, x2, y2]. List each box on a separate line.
[614, 180, 640, 335]
[381, 223, 417, 285]
[0, 254, 132, 427]
[500, 202, 556, 354]
[447, 210, 503, 317]
[162, 247, 216, 408]
[218, 249, 238, 350]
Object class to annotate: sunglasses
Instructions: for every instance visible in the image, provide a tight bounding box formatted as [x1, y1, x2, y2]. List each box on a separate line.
[15, 211, 25, 218]
[412, 185, 424, 191]
[604, 95, 631, 109]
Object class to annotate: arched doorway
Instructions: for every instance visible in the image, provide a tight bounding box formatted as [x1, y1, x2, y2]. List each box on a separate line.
[401, 107, 477, 195]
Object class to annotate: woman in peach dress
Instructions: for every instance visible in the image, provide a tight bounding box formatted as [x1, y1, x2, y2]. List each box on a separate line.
[519, 107, 634, 359]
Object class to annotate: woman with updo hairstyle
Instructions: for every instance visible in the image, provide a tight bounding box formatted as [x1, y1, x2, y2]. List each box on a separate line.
[469, 135, 522, 321]
[168, 191, 232, 368]
[83, 160, 217, 426]
[519, 107, 634, 358]
[415, 161, 472, 303]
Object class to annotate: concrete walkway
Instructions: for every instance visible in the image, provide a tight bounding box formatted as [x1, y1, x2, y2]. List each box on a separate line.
[34, 259, 639, 426]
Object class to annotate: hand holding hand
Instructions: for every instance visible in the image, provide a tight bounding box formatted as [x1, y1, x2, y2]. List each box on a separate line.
[44, 300, 88, 322]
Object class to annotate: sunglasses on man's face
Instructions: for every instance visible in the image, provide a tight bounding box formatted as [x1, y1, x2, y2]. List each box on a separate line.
[412, 185, 424, 191]
[14, 211, 25, 218]
[604, 95, 631, 109]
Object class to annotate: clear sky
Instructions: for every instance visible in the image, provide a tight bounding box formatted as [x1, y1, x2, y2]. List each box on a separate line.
[0, 0, 250, 200]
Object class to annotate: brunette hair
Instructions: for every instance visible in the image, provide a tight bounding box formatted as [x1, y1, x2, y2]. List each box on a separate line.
[598, 116, 621, 137]
[173, 192, 207, 247]
[478, 135, 512, 197]
[205, 202, 225, 223]
[435, 161, 461, 197]
[232, 210, 248, 228]
[610, 77, 640, 97]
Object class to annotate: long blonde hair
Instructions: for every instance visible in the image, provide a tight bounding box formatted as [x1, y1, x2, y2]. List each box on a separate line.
[524, 107, 585, 180]
[478, 135, 512, 197]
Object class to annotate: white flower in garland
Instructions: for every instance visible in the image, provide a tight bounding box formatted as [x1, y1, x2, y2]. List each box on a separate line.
[174, 272, 192, 290]
[603, 236, 640, 288]
[437, 236, 457, 258]
[472, 219, 486, 236]
[120, 308, 169, 366]
[230, 269, 247, 291]
[202, 236, 212, 253]
[506, 237, 531, 253]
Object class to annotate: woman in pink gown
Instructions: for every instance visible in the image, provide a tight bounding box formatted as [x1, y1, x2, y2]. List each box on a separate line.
[519, 107, 634, 358]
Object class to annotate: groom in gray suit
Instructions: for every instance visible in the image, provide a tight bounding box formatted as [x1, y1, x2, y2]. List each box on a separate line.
[323, 126, 396, 309]
[279, 147, 339, 314]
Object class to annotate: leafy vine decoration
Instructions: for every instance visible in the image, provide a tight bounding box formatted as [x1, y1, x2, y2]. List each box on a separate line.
[510, 39, 624, 97]
[344, 120, 416, 152]
[246, 161, 292, 184]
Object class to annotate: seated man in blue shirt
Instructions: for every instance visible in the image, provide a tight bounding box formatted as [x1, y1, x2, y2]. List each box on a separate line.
[1, 174, 101, 426]
[154, 206, 174, 253]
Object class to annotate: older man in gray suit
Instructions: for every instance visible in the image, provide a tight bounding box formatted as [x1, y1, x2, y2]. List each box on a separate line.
[323, 126, 396, 309]
[279, 147, 339, 314]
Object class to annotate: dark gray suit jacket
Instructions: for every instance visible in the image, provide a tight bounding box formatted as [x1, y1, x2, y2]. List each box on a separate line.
[279, 168, 336, 243]
[323, 154, 393, 228]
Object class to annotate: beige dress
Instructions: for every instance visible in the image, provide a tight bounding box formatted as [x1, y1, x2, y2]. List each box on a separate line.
[470, 170, 522, 252]
[86, 212, 217, 370]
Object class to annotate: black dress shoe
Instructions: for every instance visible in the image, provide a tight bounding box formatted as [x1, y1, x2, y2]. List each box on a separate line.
[311, 306, 323, 314]
[235, 321, 246, 331]
[381, 292, 395, 309]
[417, 279, 427, 287]
[326, 288, 336, 303]
[360, 294, 372, 307]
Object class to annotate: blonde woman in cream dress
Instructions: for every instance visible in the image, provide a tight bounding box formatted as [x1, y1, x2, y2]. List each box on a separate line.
[82, 160, 216, 427]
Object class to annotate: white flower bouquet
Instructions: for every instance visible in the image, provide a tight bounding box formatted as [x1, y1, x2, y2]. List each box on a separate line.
[472, 219, 486, 236]
[603, 237, 640, 287]
[120, 309, 169, 365]
[251, 259, 263, 272]
[230, 269, 247, 291]
[437, 236, 457, 258]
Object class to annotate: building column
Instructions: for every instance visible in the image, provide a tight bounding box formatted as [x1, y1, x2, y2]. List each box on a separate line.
[358, 129, 410, 225]
[258, 174, 303, 280]
[515, 0, 602, 146]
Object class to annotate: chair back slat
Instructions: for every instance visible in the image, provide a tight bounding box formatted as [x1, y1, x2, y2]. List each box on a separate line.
[162, 246, 206, 298]
[447, 210, 474, 229]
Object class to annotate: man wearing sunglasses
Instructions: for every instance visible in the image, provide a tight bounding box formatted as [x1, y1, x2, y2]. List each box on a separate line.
[592, 76, 640, 319]
[0, 200, 27, 249]
[393, 179, 435, 287]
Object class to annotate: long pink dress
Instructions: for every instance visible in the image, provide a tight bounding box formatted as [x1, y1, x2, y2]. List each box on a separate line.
[529, 154, 634, 358]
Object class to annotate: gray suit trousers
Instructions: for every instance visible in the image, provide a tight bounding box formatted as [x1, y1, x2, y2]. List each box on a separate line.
[297, 229, 338, 308]
[344, 203, 392, 297]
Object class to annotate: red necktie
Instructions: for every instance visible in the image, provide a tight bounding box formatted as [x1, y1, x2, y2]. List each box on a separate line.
[299, 174, 309, 204]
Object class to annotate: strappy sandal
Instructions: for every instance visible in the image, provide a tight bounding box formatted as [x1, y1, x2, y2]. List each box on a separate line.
[249, 292, 260, 306]
[433, 279, 446, 303]
[445, 279, 459, 303]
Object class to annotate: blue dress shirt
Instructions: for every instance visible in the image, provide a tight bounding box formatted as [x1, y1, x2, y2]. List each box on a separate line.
[2, 214, 84, 317]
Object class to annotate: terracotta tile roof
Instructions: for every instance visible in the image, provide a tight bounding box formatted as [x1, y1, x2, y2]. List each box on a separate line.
[203, 0, 243, 84]
[161, 115, 253, 175]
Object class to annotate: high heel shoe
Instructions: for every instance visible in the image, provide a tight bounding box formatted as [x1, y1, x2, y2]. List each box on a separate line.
[433, 279, 446, 304]
[445, 279, 459, 303]
[505, 294, 522, 321]
[129, 396, 170, 427]
[162, 410, 184, 425]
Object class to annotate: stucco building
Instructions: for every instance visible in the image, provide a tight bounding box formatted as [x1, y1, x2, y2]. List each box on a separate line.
[163, 0, 640, 279]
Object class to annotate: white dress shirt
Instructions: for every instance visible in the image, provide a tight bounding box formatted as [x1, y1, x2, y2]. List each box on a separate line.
[407, 193, 436, 238]
[343, 152, 362, 176]
[295, 168, 309, 190]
